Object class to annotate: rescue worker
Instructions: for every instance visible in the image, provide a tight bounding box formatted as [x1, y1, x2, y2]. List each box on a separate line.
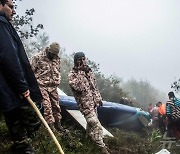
[157, 101, 166, 133]
[31, 42, 65, 132]
[148, 103, 153, 113]
[0, 0, 42, 153]
[166, 91, 180, 138]
[68, 52, 109, 154]
[150, 103, 159, 128]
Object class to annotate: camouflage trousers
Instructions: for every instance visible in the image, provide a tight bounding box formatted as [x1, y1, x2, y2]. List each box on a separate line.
[40, 87, 62, 124]
[3, 103, 41, 145]
[84, 109, 105, 148]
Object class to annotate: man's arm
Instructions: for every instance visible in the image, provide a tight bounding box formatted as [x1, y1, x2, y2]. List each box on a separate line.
[0, 22, 29, 95]
[68, 71, 85, 92]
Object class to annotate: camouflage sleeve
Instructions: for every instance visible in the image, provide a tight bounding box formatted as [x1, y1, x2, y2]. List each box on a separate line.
[68, 71, 85, 92]
[55, 58, 61, 85]
[94, 87, 102, 103]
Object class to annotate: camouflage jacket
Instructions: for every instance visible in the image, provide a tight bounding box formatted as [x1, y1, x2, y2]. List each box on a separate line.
[31, 49, 61, 89]
[68, 68, 102, 115]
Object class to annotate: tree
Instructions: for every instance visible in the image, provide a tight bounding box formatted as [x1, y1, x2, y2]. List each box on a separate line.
[24, 32, 49, 58]
[13, 1, 48, 57]
[123, 78, 166, 110]
[171, 79, 180, 92]
[59, 51, 74, 96]
[97, 74, 128, 103]
[13, 8, 43, 40]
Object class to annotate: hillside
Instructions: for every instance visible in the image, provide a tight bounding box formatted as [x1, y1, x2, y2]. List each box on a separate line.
[0, 115, 180, 154]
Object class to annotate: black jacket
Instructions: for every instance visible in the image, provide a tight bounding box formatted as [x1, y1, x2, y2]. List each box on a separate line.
[0, 12, 42, 112]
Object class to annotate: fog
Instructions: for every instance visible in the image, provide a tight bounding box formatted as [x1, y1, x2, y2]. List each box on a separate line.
[16, 0, 180, 93]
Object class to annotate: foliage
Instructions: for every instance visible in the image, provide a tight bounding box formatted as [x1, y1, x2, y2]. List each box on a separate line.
[13, 8, 43, 40]
[171, 79, 180, 92]
[0, 116, 100, 154]
[149, 129, 162, 143]
[1, 115, 180, 154]
[0, 117, 12, 153]
[107, 128, 153, 154]
[25, 32, 49, 58]
[59, 51, 74, 96]
[86, 58, 101, 74]
[123, 78, 166, 110]
[96, 74, 128, 103]
[13, 0, 49, 58]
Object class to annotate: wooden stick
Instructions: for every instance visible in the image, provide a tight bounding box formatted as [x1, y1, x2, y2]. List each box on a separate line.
[26, 96, 64, 154]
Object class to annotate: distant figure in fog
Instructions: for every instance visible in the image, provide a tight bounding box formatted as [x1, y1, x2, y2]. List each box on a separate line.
[166, 91, 180, 138]
[148, 103, 153, 113]
[150, 103, 159, 128]
[157, 102, 166, 133]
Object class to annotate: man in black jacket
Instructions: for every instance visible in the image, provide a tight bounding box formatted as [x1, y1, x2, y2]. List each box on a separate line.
[0, 0, 42, 153]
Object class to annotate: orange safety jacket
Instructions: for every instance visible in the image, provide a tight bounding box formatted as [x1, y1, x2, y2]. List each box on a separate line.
[158, 103, 166, 115]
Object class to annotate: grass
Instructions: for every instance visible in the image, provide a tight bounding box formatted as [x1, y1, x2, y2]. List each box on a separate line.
[0, 114, 180, 154]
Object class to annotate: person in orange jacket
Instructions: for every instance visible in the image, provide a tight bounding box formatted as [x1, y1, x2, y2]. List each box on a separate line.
[157, 102, 166, 133]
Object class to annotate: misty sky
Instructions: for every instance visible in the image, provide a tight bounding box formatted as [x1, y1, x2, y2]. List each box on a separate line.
[16, 0, 180, 93]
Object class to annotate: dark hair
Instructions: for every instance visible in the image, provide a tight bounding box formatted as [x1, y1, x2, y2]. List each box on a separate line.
[168, 91, 175, 98]
[74, 52, 85, 66]
[158, 102, 162, 105]
[0, 0, 8, 6]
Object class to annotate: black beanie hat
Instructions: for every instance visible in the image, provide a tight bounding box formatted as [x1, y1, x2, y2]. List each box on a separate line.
[74, 52, 85, 65]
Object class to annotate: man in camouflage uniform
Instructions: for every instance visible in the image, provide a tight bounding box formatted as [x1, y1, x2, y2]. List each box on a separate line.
[68, 52, 109, 154]
[31, 42, 65, 132]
